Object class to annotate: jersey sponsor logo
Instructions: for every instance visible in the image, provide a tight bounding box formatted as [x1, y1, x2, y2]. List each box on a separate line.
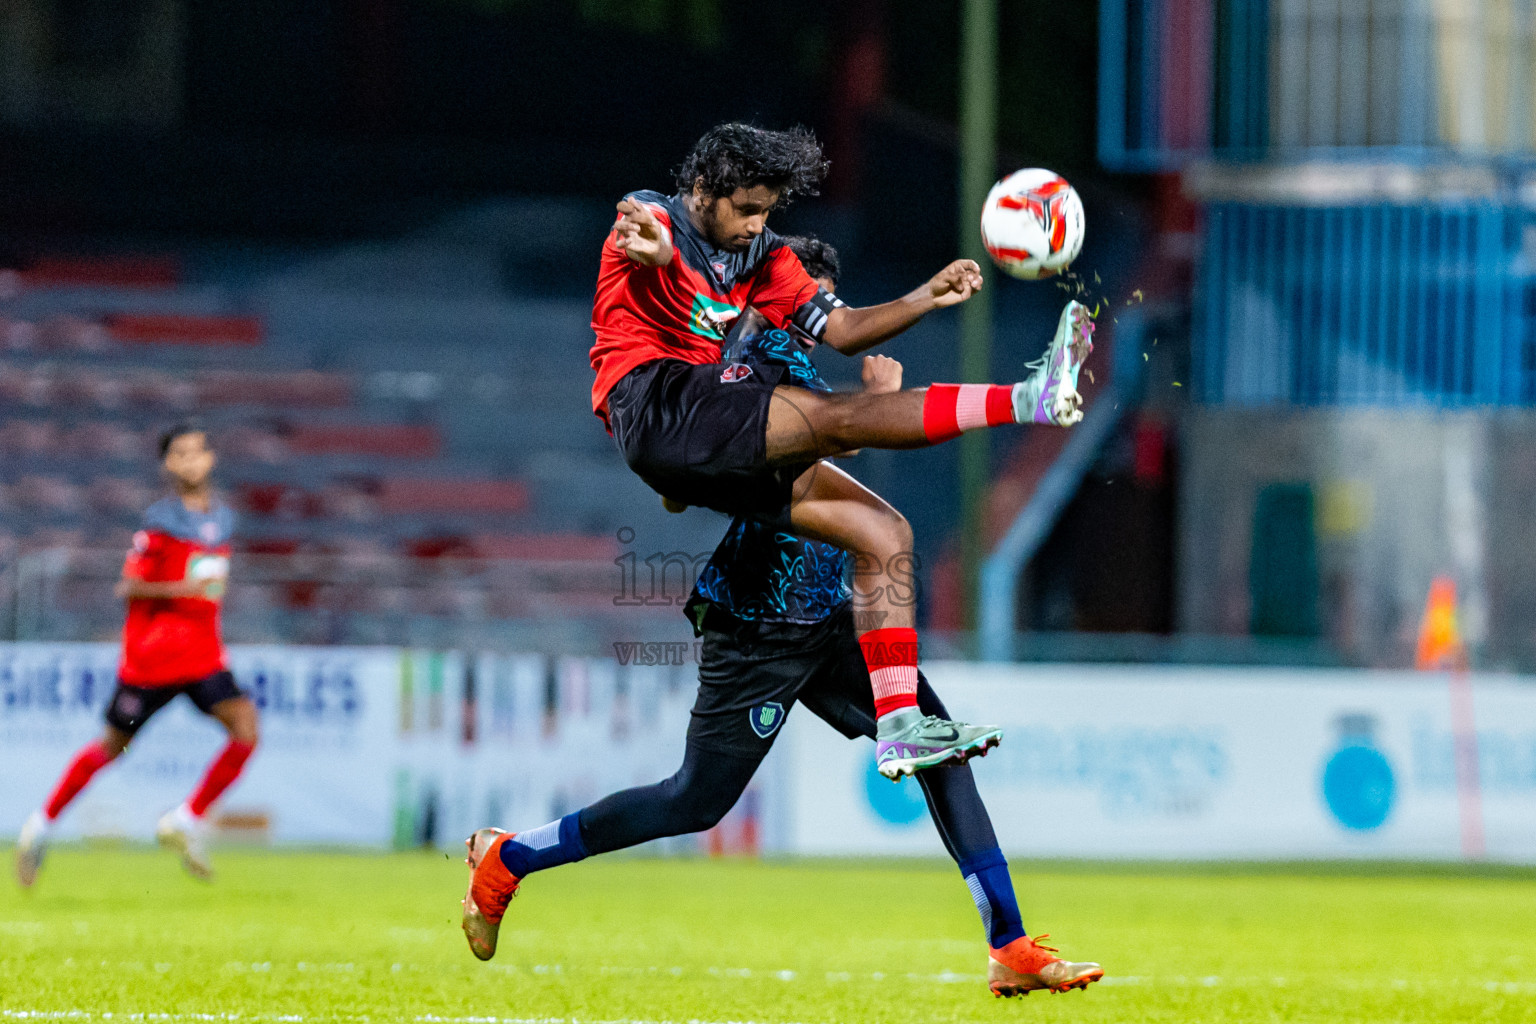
[688, 293, 741, 339]
[720, 363, 754, 384]
[749, 700, 786, 739]
[187, 554, 230, 599]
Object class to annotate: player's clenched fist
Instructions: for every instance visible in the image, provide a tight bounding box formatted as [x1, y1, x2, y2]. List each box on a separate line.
[613, 199, 675, 267]
[861, 353, 904, 394]
[926, 259, 984, 308]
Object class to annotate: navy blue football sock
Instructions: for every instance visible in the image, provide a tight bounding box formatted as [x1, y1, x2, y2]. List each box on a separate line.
[958, 848, 1027, 947]
[497, 812, 589, 877]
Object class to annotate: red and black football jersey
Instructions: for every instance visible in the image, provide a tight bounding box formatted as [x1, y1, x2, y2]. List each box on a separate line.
[589, 189, 845, 424]
[119, 496, 236, 687]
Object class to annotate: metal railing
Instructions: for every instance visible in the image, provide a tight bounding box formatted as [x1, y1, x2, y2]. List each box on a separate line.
[978, 308, 1162, 661]
[1195, 199, 1536, 406]
[1102, 0, 1536, 170]
[3, 548, 683, 653]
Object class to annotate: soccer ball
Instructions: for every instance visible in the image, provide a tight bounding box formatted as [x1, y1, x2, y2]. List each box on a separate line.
[980, 168, 1085, 280]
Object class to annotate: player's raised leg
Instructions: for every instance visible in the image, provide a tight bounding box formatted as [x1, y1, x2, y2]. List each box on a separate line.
[764, 300, 1095, 463]
[787, 462, 1001, 778]
[157, 681, 259, 881]
[463, 742, 763, 960]
[15, 728, 130, 888]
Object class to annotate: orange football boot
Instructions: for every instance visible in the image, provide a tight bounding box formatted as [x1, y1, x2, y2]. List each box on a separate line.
[988, 934, 1104, 997]
[462, 827, 521, 961]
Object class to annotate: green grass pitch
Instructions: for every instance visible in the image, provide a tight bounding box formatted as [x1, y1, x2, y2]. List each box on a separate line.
[2, 847, 1533, 1023]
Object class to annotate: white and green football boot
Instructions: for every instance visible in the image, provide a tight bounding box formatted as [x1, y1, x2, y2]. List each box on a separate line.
[875, 709, 1003, 780]
[1012, 300, 1095, 427]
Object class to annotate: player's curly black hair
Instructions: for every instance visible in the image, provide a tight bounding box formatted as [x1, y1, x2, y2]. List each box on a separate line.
[676, 123, 829, 205]
[157, 419, 207, 459]
[782, 235, 840, 289]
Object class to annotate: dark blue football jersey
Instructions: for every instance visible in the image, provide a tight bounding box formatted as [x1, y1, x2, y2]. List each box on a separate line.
[685, 315, 853, 629]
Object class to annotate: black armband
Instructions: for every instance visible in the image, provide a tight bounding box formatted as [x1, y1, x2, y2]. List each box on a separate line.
[791, 287, 846, 340]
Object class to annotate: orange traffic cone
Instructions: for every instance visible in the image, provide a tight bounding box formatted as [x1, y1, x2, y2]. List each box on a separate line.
[1416, 576, 1466, 670]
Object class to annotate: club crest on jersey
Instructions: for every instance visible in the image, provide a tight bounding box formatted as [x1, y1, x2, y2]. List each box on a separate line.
[688, 293, 741, 339]
[749, 701, 785, 739]
[720, 363, 754, 383]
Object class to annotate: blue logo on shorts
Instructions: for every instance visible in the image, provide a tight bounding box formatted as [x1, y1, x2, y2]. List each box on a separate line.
[749, 701, 785, 739]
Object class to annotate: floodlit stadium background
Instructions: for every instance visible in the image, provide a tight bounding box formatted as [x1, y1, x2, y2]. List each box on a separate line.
[1, 1, 1535, 866]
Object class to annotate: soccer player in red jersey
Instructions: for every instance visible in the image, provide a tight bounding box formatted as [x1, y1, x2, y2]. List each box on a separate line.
[15, 423, 258, 885]
[591, 123, 1093, 779]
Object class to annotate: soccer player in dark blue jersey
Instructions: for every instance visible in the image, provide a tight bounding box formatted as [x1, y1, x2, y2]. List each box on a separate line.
[461, 238, 1104, 997]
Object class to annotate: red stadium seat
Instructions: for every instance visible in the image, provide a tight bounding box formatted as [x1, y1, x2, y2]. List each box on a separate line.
[106, 313, 263, 346]
[197, 370, 352, 408]
[470, 534, 620, 561]
[21, 255, 181, 289]
[378, 477, 529, 514]
[286, 423, 441, 458]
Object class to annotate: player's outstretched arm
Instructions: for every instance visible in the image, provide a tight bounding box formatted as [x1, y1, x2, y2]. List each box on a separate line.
[612, 199, 674, 267]
[820, 259, 982, 356]
[115, 573, 208, 600]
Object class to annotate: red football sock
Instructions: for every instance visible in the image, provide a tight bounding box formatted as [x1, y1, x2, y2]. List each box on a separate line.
[921, 384, 1014, 444]
[43, 741, 116, 820]
[860, 626, 920, 718]
[187, 739, 256, 818]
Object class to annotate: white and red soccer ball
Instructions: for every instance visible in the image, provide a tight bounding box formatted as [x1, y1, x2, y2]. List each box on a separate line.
[980, 168, 1085, 280]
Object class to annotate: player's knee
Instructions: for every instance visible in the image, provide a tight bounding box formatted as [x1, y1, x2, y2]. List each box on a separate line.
[678, 789, 736, 833]
[862, 507, 912, 561]
[664, 775, 738, 834]
[227, 699, 260, 745]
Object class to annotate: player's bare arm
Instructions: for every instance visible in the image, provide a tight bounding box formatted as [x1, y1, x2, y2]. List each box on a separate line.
[612, 200, 674, 267]
[819, 259, 983, 356]
[115, 574, 209, 600]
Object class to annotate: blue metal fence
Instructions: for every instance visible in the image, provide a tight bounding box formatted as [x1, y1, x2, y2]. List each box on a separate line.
[1195, 200, 1536, 406]
[1101, 0, 1536, 170]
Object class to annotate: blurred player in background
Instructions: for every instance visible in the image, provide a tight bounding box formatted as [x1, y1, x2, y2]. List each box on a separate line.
[465, 238, 1102, 997]
[591, 122, 1093, 782]
[15, 423, 258, 886]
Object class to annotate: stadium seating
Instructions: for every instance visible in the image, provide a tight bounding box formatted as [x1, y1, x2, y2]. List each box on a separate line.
[0, 223, 725, 645]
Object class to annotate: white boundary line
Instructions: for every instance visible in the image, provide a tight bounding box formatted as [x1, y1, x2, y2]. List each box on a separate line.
[1, 1015, 833, 1024]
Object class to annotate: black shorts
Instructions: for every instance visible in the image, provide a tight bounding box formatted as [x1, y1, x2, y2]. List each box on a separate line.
[687, 603, 948, 756]
[104, 670, 244, 736]
[607, 359, 813, 525]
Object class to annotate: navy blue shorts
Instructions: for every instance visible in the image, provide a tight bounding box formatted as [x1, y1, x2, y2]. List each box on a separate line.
[687, 603, 946, 756]
[104, 671, 244, 736]
[607, 359, 812, 525]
